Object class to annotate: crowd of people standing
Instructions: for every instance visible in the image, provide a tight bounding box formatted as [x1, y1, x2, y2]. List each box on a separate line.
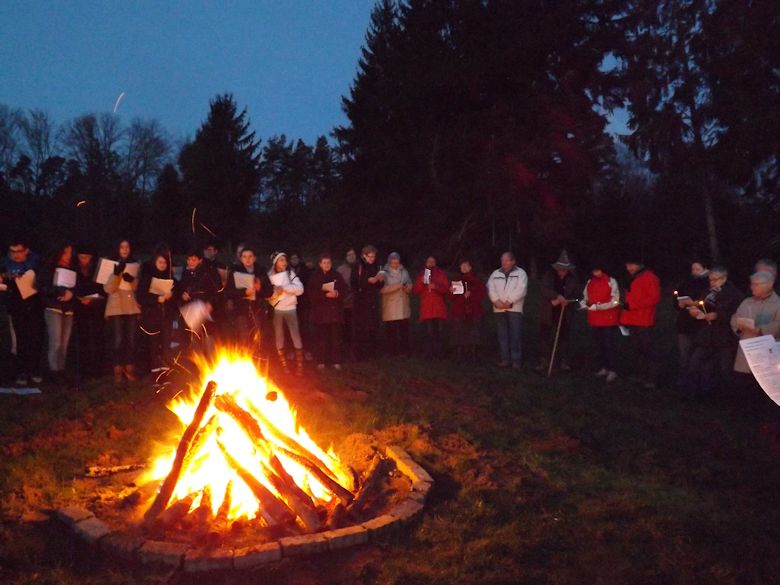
[1, 235, 778, 399]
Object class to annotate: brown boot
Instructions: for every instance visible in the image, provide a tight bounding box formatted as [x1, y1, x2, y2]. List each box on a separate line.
[277, 349, 290, 374]
[113, 365, 124, 384]
[124, 364, 137, 382]
[295, 349, 304, 377]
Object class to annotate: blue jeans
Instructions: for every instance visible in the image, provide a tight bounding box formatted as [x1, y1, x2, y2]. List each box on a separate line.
[495, 311, 522, 366]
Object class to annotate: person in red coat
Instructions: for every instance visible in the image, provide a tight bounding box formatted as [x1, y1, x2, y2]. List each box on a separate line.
[579, 261, 621, 382]
[413, 255, 449, 358]
[620, 257, 662, 389]
[449, 258, 486, 361]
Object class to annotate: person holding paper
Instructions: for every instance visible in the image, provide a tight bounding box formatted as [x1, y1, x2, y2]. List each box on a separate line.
[0, 237, 44, 386]
[351, 245, 383, 361]
[380, 252, 413, 357]
[202, 240, 228, 338]
[672, 259, 711, 389]
[685, 266, 743, 399]
[39, 243, 77, 381]
[226, 246, 272, 353]
[413, 255, 450, 358]
[138, 251, 176, 374]
[307, 253, 348, 369]
[620, 255, 662, 389]
[536, 250, 581, 373]
[103, 239, 141, 383]
[448, 258, 486, 362]
[178, 249, 218, 347]
[731, 271, 780, 376]
[487, 252, 528, 369]
[268, 252, 305, 375]
[73, 244, 105, 379]
[580, 261, 621, 383]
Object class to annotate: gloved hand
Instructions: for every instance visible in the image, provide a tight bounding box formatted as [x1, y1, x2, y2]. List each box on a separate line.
[121, 273, 135, 283]
[113, 261, 126, 275]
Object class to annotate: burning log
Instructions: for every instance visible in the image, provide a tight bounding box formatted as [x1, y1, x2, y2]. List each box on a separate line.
[144, 381, 218, 524]
[276, 447, 354, 506]
[85, 463, 145, 478]
[155, 493, 196, 530]
[216, 441, 296, 527]
[347, 454, 388, 517]
[190, 486, 213, 529]
[214, 394, 323, 532]
[327, 502, 346, 530]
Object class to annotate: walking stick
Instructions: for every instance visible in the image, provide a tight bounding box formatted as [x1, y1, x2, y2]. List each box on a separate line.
[547, 300, 577, 378]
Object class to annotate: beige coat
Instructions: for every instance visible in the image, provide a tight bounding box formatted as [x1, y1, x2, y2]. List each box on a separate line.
[730, 292, 780, 373]
[380, 266, 412, 322]
[103, 274, 141, 318]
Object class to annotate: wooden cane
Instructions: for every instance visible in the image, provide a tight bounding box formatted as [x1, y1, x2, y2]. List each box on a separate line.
[547, 301, 569, 378]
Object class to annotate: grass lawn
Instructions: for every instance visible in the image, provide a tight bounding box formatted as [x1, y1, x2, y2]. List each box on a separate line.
[2, 298, 780, 584]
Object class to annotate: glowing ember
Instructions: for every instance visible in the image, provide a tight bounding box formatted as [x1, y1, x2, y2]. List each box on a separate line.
[139, 349, 354, 530]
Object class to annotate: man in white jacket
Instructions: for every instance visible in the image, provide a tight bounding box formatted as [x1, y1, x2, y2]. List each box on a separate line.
[487, 252, 528, 368]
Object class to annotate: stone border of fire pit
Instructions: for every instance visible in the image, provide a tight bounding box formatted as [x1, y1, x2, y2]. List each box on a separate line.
[55, 445, 433, 573]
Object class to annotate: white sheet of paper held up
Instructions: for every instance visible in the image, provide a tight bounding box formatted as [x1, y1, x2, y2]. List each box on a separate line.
[118, 262, 140, 291]
[233, 272, 256, 290]
[16, 270, 37, 300]
[269, 272, 287, 287]
[54, 267, 77, 289]
[423, 268, 431, 285]
[451, 280, 465, 295]
[739, 335, 780, 406]
[322, 281, 336, 293]
[150, 277, 174, 296]
[94, 258, 117, 285]
[179, 300, 212, 331]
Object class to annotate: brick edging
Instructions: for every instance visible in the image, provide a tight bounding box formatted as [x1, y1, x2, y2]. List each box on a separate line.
[55, 445, 433, 572]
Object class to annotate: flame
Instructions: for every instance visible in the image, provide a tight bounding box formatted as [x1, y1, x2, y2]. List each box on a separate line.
[140, 348, 352, 523]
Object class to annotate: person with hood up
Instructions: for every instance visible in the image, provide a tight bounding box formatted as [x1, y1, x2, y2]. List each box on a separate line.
[268, 252, 305, 376]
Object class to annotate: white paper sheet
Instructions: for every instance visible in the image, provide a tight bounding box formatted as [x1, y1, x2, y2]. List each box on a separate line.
[54, 267, 77, 289]
[118, 262, 140, 291]
[234, 272, 256, 290]
[269, 272, 286, 287]
[739, 335, 780, 406]
[179, 300, 213, 331]
[322, 281, 336, 292]
[94, 258, 117, 285]
[451, 280, 465, 295]
[149, 277, 174, 296]
[16, 270, 37, 300]
[618, 325, 630, 337]
[423, 268, 431, 285]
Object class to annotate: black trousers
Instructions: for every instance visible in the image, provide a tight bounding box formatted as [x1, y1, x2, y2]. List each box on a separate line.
[314, 322, 342, 365]
[422, 319, 445, 358]
[628, 326, 658, 383]
[107, 314, 138, 366]
[10, 308, 44, 377]
[354, 325, 379, 361]
[385, 319, 410, 357]
[147, 319, 173, 371]
[592, 326, 617, 371]
[342, 308, 353, 356]
[687, 345, 735, 398]
[74, 307, 105, 378]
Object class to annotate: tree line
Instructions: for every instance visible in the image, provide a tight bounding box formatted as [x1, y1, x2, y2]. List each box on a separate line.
[1, 0, 778, 280]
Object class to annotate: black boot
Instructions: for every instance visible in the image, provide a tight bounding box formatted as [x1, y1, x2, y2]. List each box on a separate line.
[277, 349, 290, 374]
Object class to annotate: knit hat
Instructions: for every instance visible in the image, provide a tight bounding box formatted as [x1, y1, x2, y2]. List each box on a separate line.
[270, 251, 287, 268]
[387, 252, 401, 263]
[551, 250, 575, 271]
[751, 270, 775, 284]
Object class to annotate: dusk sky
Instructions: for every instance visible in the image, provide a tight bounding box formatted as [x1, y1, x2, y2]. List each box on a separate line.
[0, 1, 628, 144]
[0, 1, 376, 143]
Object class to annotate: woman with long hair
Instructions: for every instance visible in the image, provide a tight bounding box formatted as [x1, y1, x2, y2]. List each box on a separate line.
[268, 252, 305, 375]
[103, 239, 141, 383]
[40, 242, 76, 381]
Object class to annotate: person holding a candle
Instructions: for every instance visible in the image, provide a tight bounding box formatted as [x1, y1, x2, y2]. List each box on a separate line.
[673, 259, 711, 389]
[449, 258, 486, 362]
[685, 266, 743, 400]
[579, 260, 621, 383]
[413, 255, 450, 359]
[380, 252, 413, 358]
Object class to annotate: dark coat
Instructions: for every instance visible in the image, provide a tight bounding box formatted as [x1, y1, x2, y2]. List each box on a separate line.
[178, 264, 218, 305]
[39, 261, 77, 313]
[449, 271, 486, 321]
[138, 263, 177, 332]
[0, 253, 43, 316]
[307, 268, 348, 325]
[539, 269, 581, 326]
[351, 259, 382, 331]
[694, 281, 744, 348]
[674, 274, 711, 334]
[226, 262, 273, 319]
[74, 260, 106, 317]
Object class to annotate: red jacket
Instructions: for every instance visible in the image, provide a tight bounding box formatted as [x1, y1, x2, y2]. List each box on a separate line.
[413, 266, 449, 321]
[584, 274, 620, 327]
[620, 268, 661, 327]
[449, 271, 486, 321]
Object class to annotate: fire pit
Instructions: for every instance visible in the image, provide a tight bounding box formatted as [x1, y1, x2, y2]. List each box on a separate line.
[55, 349, 433, 572]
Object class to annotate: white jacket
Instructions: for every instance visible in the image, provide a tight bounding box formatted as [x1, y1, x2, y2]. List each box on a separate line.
[268, 269, 304, 312]
[579, 277, 620, 311]
[487, 266, 528, 313]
